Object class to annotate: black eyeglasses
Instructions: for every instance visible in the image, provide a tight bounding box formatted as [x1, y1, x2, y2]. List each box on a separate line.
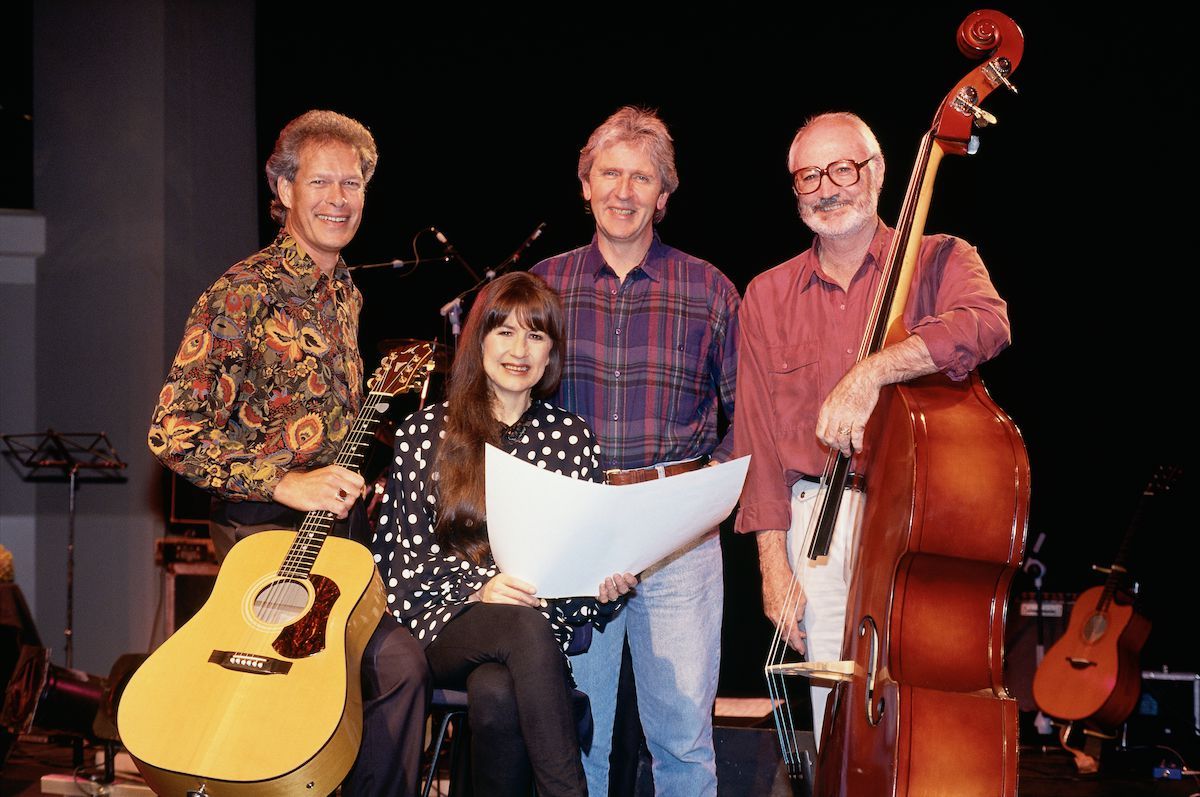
[791, 156, 876, 195]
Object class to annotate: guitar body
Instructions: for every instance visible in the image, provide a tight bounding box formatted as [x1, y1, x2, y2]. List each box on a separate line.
[118, 531, 386, 796]
[1032, 585, 1151, 726]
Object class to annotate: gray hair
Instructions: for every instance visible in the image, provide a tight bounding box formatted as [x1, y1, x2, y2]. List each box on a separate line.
[578, 106, 678, 223]
[788, 111, 884, 189]
[265, 110, 378, 225]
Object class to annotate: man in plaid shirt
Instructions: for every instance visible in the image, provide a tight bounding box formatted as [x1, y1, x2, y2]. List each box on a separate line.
[532, 106, 739, 797]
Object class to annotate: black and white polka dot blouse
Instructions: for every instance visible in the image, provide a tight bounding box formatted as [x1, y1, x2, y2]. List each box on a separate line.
[370, 400, 621, 650]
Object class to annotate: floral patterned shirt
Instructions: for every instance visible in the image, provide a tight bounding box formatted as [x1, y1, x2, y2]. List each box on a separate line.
[148, 231, 364, 502]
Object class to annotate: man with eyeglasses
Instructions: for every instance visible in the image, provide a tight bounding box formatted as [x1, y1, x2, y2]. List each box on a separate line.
[732, 112, 1011, 742]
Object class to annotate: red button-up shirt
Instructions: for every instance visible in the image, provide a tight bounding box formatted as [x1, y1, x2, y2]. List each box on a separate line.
[733, 222, 1010, 534]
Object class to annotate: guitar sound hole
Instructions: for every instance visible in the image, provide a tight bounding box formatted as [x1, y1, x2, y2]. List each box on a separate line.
[253, 579, 310, 624]
[1082, 613, 1108, 643]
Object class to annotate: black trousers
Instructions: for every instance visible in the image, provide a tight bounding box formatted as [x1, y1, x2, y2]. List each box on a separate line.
[425, 604, 587, 797]
[344, 613, 432, 797]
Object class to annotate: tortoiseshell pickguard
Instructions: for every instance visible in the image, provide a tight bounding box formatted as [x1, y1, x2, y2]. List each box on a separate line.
[272, 574, 340, 659]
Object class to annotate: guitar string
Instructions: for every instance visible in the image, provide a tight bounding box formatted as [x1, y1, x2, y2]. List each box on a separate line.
[270, 355, 414, 588]
[254, 350, 431, 629]
[259, 396, 387, 622]
[254, 412, 365, 624]
[262, 353, 409, 613]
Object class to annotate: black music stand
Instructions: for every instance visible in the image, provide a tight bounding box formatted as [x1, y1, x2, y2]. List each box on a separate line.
[1, 429, 126, 668]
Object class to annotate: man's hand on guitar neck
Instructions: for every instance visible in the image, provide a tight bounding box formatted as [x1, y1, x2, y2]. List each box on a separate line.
[273, 465, 366, 518]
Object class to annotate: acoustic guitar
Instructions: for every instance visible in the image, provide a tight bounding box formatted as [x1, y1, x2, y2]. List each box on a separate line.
[1031, 465, 1179, 727]
[119, 342, 435, 796]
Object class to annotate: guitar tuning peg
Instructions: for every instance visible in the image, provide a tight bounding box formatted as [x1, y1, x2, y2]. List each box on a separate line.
[1090, 563, 1127, 575]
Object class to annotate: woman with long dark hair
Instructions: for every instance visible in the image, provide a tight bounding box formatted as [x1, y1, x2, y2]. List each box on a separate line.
[371, 271, 634, 797]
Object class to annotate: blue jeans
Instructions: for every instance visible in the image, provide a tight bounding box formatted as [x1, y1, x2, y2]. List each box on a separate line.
[571, 531, 723, 796]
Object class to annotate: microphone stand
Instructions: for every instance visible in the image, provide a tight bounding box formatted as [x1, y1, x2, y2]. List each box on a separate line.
[440, 297, 463, 350]
[347, 255, 427, 272]
[496, 221, 547, 274]
[433, 222, 549, 359]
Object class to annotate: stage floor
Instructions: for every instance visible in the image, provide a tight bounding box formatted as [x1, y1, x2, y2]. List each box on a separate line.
[2, 733, 1197, 797]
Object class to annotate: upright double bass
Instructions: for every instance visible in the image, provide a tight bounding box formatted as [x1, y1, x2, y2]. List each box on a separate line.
[765, 10, 1031, 797]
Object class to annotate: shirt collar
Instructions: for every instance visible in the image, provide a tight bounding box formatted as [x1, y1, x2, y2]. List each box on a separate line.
[274, 229, 352, 292]
[797, 218, 889, 293]
[586, 231, 664, 283]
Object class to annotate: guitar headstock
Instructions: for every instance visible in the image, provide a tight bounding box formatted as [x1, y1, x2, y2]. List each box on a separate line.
[933, 10, 1024, 156]
[1146, 464, 1183, 497]
[368, 342, 438, 397]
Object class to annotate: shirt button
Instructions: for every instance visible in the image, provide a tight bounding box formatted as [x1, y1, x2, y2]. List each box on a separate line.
[614, 370, 620, 378]
[846, 348, 853, 354]
[615, 328, 621, 335]
[612, 413, 619, 420]
[610, 289, 617, 296]
[839, 304, 846, 310]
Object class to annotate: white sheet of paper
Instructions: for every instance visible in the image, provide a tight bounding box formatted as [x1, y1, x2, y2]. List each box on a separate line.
[485, 445, 750, 597]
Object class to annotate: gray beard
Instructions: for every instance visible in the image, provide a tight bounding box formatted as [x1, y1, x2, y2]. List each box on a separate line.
[798, 192, 878, 239]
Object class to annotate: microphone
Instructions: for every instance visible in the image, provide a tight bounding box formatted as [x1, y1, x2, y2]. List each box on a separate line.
[440, 297, 463, 338]
[345, 257, 417, 272]
[509, 222, 547, 265]
[431, 227, 458, 256]
[430, 227, 480, 281]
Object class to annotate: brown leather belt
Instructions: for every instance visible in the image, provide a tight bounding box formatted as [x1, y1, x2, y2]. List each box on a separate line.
[604, 456, 709, 486]
[795, 472, 866, 493]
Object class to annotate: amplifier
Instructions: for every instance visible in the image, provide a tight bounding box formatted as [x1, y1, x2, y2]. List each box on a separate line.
[155, 537, 218, 636]
[154, 536, 216, 567]
[1128, 670, 1200, 749]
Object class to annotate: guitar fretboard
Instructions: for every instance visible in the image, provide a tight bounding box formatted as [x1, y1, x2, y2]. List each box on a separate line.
[277, 390, 392, 580]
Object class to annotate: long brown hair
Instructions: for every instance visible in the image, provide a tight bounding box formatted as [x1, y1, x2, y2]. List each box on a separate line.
[434, 271, 565, 563]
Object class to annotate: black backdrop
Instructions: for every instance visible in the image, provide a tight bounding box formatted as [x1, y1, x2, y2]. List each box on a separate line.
[253, 4, 1191, 694]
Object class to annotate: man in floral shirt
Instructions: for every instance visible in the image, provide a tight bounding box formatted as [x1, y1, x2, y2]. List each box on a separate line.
[148, 110, 429, 796]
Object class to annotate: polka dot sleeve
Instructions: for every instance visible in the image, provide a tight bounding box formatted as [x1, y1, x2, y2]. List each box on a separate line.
[370, 404, 495, 646]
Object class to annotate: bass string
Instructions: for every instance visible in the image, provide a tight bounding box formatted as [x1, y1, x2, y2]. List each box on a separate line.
[765, 448, 842, 775]
[765, 511, 814, 771]
[767, 575, 808, 773]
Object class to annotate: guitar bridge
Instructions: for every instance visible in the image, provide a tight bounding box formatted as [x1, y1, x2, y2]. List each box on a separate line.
[209, 650, 293, 675]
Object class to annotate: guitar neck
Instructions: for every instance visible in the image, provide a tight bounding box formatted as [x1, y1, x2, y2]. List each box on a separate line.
[1097, 465, 1180, 611]
[279, 389, 392, 580]
[1098, 501, 1143, 609]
